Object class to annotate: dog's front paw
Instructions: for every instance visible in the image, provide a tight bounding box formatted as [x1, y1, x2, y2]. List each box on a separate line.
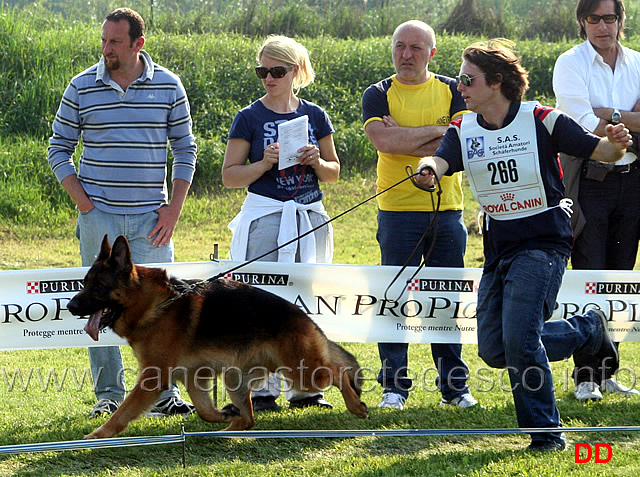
[357, 401, 368, 418]
[83, 425, 115, 439]
[83, 431, 101, 440]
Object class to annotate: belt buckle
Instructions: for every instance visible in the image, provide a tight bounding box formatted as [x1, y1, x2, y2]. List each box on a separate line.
[620, 163, 631, 174]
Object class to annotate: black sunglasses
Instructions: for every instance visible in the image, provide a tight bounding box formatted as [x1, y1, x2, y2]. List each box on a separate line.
[455, 73, 486, 87]
[255, 65, 295, 79]
[584, 14, 618, 24]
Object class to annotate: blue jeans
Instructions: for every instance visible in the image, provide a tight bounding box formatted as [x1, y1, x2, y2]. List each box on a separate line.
[77, 207, 180, 403]
[477, 249, 603, 445]
[376, 209, 469, 401]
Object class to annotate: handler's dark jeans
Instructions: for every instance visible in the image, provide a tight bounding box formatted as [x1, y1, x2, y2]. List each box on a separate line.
[477, 249, 603, 447]
[376, 209, 470, 401]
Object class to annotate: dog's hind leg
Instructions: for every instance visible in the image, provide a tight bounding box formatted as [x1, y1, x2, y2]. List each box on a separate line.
[221, 370, 255, 431]
[184, 370, 239, 426]
[326, 342, 368, 418]
[331, 366, 368, 418]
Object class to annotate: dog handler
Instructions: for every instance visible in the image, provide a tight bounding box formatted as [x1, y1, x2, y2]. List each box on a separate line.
[414, 39, 626, 451]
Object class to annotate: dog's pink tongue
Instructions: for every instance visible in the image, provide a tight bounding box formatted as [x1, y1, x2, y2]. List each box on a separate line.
[84, 310, 103, 341]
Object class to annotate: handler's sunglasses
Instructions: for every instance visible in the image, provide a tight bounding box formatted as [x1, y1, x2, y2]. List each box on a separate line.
[455, 73, 486, 87]
[255, 65, 295, 79]
[584, 14, 618, 24]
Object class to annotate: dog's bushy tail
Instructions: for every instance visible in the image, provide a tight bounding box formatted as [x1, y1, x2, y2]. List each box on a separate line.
[328, 341, 365, 397]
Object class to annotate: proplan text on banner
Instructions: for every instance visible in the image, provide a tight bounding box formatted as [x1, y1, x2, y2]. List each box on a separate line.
[3, 261, 640, 350]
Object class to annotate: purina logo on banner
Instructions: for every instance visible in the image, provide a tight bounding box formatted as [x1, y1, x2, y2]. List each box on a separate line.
[26, 281, 39, 294]
[228, 272, 289, 286]
[585, 282, 640, 295]
[407, 279, 475, 293]
[26, 279, 84, 295]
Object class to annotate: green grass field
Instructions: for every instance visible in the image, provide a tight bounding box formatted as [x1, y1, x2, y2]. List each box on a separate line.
[1, 175, 640, 476]
[2, 3, 640, 473]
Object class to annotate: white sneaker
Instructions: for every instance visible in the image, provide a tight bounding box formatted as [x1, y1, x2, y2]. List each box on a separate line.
[377, 392, 405, 410]
[440, 393, 479, 408]
[88, 398, 121, 418]
[574, 381, 603, 401]
[146, 396, 196, 418]
[602, 378, 640, 396]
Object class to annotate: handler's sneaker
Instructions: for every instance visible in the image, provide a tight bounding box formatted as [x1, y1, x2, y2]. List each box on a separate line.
[440, 393, 479, 408]
[88, 398, 121, 418]
[528, 435, 567, 452]
[602, 378, 640, 396]
[377, 392, 405, 410]
[148, 396, 195, 417]
[574, 381, 603, 401]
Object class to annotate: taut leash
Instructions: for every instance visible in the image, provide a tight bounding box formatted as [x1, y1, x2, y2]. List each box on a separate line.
[209, 168, 437, 281]
[162, 166, 441, 307]
[383, 165, 442, 302]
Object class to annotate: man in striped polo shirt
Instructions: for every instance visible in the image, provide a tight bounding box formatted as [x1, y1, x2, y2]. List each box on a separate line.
[48, 8, 197, 418]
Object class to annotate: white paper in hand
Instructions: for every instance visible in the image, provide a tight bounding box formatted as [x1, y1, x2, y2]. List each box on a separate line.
[277, 115, 309, 170]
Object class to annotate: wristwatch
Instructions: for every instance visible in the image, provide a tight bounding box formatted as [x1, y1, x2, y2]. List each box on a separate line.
[611, 109, 622, 124]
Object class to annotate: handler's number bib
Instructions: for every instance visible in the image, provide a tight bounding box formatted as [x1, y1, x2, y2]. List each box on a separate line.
[460, 102, 550, 220]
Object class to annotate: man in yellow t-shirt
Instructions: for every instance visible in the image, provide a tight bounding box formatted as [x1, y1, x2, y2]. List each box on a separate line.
[362, 20, 477, 410]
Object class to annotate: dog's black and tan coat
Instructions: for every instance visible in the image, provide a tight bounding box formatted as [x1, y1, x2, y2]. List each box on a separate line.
[68, 235, 368, 439]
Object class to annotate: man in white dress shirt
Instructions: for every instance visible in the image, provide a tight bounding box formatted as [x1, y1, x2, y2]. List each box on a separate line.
[553, 0, 640, 401]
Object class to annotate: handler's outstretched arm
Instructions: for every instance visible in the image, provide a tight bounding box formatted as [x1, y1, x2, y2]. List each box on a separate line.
[413, 156, 450, 189]
[590, 123, 633, 163]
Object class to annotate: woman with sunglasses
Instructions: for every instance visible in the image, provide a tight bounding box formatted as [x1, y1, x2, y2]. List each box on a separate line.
[414, 39, 630, 452]
[222, 35, 340, 412]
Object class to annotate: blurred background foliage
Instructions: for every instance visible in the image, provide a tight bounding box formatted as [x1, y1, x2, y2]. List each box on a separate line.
[4, 0, 638, 40]
[1, 0, 638, 227]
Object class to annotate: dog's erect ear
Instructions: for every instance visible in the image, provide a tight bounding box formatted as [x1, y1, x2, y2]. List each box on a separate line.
[109, 235, 133, 273]
[97, 234, 112, 261]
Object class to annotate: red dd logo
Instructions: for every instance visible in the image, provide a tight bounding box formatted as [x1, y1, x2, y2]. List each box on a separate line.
[574, 443, 612, 463]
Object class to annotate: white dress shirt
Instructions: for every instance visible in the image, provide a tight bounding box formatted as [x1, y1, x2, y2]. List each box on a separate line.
[553, 40, 640, 164]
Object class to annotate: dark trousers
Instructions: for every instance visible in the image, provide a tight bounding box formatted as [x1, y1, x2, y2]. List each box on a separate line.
[571, 163, 640, 270]
[376, 209, 470, 401]
[571, 162, 640, 384]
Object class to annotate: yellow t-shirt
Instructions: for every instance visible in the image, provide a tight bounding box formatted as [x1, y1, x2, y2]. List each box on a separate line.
[362, 74, 467, 211]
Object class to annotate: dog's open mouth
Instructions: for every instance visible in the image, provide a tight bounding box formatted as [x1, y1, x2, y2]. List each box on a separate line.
[84, 308, 119, 341]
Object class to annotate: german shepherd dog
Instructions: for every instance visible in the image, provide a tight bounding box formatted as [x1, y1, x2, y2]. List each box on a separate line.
[67, 235, 368, 439]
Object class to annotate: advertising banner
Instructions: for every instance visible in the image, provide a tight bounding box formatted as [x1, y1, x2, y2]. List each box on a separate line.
[2, 260, 640, 350]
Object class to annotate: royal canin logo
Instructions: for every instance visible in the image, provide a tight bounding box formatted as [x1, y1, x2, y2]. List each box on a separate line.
[500, 192, 515, 201]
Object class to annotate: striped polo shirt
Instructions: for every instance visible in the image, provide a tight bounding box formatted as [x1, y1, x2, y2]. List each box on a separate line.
[48, 50, 197, 214]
